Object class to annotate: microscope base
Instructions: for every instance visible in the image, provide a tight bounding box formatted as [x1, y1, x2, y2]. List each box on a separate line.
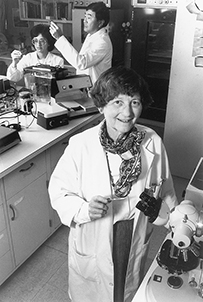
[146, 266, 203, 302]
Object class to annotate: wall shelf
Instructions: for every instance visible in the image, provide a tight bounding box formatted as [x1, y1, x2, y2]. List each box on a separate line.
[18, 0, 73, 23]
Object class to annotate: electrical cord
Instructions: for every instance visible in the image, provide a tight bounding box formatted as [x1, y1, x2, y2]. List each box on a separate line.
[6, 85, 18, 97]
[0, 85, 19, 116]
[0, 120, 9, 127]
[0, 86, 38, 129]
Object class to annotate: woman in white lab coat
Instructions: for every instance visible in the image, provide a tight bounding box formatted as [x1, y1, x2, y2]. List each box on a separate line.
[48, 66, 177, 302]
[49, 2, 112, 84]
[6, 24, 64, 83]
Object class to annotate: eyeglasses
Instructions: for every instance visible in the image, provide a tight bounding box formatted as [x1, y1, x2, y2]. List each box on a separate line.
[32, 38, 47, 46]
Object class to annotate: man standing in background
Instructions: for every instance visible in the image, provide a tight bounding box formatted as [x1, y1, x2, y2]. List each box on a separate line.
[49, 2, 113, 84]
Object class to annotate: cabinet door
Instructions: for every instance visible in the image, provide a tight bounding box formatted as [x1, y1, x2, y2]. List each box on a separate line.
[7, 174, 51, 266]
[0, 204, 10, 257]
[0, 205, 14, 285]
[0, 252, 14, 285]
[0, 204, 6, 233]
[0, 181, 14, 285]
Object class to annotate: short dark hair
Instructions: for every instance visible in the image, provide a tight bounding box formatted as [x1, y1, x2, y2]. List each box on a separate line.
[30, 24, 55, 51]
[86, 2, 110, 28]
[90, 65, 153, 110]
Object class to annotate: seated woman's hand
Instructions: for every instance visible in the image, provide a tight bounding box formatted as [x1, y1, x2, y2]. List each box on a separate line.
[88, 195, 109, 221]
[11, 50, 22, 67]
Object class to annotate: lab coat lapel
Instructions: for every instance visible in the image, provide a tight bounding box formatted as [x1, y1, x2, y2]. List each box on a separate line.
[141, 136, 156, 188]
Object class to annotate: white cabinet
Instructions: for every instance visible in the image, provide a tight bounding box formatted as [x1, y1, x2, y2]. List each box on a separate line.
[0, 195, 14, 284]
[4, 152, 51, 267]
[7, 175, 50, 266]
[0, 206, 8, 255]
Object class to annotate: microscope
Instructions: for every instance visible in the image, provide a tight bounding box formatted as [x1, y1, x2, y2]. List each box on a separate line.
[145, 199, 203, 301]
[157, 200, 203, 282]
[145, 158, 203, 301]
[146, 199, 203, 302]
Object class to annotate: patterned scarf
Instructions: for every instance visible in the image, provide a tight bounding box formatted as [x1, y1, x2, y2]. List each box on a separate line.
[99, 120, 146, 198]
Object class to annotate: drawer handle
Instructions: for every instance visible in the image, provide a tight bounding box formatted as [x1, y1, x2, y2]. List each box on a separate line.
[9, 204, 16, 221]
[19, 162, 34, 172]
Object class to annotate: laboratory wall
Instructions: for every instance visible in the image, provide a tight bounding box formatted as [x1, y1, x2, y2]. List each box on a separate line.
[164, 0, 203, 179]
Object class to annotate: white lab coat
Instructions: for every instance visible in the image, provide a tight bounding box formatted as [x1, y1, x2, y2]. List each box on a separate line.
[48, 123, 177, 302]
[54, 28, 113, 84]
[6, 51, 64, 82]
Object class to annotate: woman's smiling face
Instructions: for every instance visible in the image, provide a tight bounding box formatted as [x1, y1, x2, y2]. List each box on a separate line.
[100, 93, 142, 141]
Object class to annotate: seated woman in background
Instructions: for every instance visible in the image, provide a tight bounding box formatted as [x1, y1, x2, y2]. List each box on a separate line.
[6, 24, 64, 83]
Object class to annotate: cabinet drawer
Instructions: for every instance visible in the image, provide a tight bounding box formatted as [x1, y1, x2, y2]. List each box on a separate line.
[0, 229, 9, 257]
[0, 204, 6, 232]
[4, 152, 46, 200]
[0, 251, 14, 285]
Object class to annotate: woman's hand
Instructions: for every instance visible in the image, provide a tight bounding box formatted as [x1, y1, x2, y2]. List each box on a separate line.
[49, 21, 63, 40]
[88, 195, 110, 221]
[11, 50, 22, 68]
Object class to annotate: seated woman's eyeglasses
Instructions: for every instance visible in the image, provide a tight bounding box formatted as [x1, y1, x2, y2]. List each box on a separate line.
[32, 38, 47, 46]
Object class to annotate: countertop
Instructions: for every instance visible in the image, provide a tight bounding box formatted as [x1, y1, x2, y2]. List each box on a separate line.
[0, 106, 101, 178]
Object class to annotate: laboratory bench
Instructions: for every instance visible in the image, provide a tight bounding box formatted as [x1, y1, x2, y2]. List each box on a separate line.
[0, 111, 103, 286]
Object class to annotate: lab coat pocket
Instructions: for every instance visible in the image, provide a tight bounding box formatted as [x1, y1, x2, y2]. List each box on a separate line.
[69, 242, 100, 283]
